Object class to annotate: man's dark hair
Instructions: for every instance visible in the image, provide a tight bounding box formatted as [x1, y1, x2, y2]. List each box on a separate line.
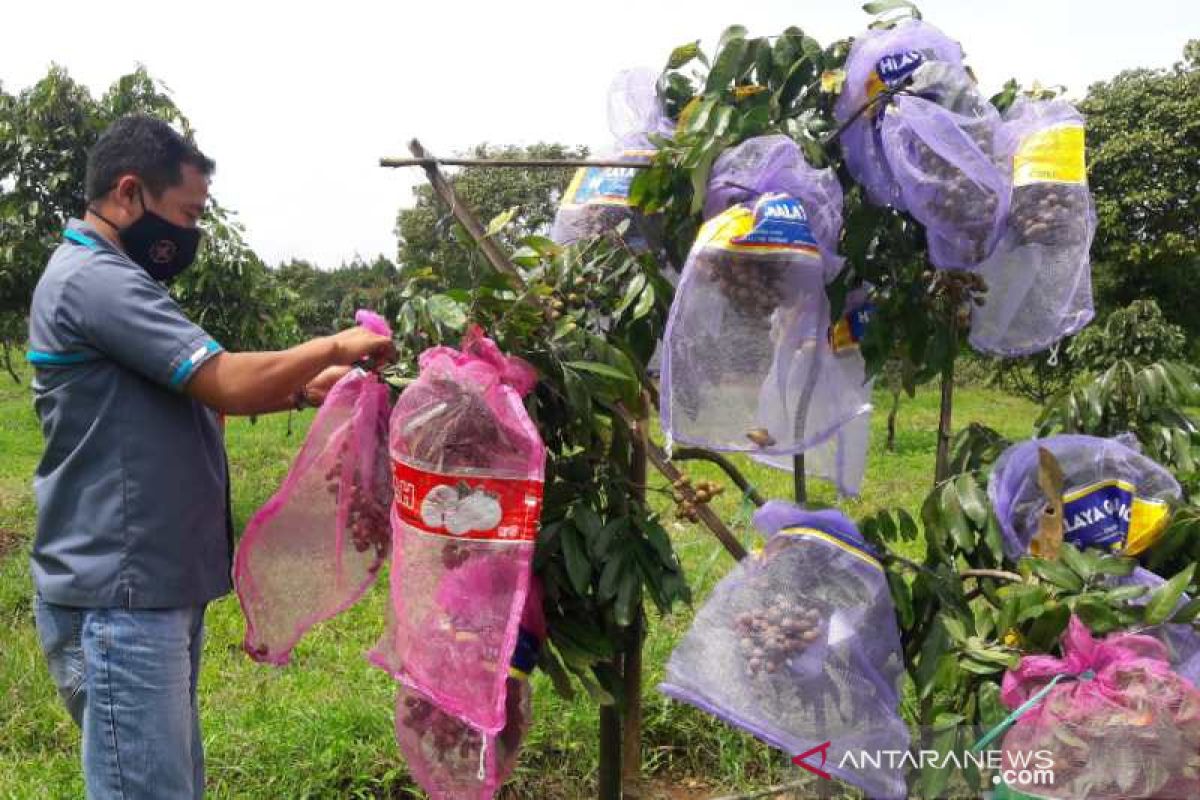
[85, 115, 215, 202]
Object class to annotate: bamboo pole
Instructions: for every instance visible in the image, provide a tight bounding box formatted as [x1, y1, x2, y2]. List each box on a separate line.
[381, 156, 650, 169]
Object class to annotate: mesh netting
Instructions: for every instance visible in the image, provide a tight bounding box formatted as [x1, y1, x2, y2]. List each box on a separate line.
[393, 580, 544, 800]
[550, 67, 672, 252]
[834, 19, 965, 209]
[988, 434, 1180, 559]
[661, 136, 870, 494]
[880, 80, 1008, 269]
[1106, 567, 1200, 689]
[660, 502, 909, 800]
[235, 310, 393, 664]
[999, 616, 1200, 799]
[369, 327, 544, 734]
[970, 99, 1096, 357]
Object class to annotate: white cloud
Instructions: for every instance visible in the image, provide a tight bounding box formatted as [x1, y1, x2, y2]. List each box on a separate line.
[2, 0, 1194, 267]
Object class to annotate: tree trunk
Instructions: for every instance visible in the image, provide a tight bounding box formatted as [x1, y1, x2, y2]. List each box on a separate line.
[1, 343, 19, 384]
[599, 703, 622, 800]
[886, 389, 901, 452]
[934, 328, 958, 485]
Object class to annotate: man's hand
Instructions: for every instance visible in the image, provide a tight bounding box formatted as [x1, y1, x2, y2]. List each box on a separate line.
[329, 327, 397, 368]
[304, 365, 352, 406]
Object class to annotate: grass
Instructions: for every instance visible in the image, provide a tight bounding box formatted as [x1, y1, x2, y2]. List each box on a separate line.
[0, 363, 1038, 799]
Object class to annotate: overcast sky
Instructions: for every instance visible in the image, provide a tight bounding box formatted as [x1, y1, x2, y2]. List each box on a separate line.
[2, 0, 1194, 267]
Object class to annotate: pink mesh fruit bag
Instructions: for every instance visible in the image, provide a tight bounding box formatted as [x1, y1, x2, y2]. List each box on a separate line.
[235, 310, 394, 664]
[393, 579, 545, 800]
[369, 326, 545, 734]
[997, 616, 1200, 799]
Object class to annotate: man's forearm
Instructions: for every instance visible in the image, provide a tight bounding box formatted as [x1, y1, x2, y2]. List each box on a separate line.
[187, 337, 339, 415]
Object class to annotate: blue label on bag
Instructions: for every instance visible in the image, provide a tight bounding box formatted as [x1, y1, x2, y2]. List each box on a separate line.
[1062, 480, 1134, 551]
[563, 149, 655, 208]
[509, 626, 541, 678]
[877, 50, 926, 86]
[830, 302, 874, 352]
[569, 166, 638, 204]
[728, 193, 818, 252]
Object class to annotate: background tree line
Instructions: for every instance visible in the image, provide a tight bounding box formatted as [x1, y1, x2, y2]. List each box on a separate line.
[1, 45, 1195, 390]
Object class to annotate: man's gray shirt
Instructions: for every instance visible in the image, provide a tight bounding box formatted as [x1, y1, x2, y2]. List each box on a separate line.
[27, 219, 232, 608]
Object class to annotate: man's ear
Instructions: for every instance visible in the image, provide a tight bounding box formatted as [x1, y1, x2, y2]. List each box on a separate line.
[113, 175, 141, 208]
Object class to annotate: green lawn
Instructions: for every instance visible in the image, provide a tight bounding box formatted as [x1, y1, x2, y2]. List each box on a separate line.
[0, 364, 1038, 799]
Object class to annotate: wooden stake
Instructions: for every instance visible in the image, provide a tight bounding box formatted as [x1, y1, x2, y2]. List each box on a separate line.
[406, 139, 525, 285]
[622, 402, 650, 797]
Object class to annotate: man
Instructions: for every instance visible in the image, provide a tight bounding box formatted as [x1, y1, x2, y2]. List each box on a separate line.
[26, 114, 395, 799]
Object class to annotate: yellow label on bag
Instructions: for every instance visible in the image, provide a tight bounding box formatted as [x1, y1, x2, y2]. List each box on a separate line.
[1126, 496, 1171, 556]
[1012, 124, 1086, 187]
[698, 193, 820, 256]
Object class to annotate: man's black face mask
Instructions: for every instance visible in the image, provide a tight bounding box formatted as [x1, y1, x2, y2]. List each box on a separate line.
[90, 185, 202, 283]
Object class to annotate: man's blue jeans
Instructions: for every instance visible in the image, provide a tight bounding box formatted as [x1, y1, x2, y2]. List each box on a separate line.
[33, 596, 207, 799]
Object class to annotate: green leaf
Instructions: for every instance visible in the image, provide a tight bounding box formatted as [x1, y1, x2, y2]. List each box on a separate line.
[939, 483, 973, 552]
[898, 509, 919, 542]
[1059, 542, 1096, 582]
[425, 294, 467, 331]
[1104, 584, 1149, 603]
[1094, 555, 1137, 577]
[1145, 564, 1196, 625]
[563, 360, 635, 384]
[598, 548, 628, 602]
[887, 571, 914, 628]
[941, 615, 970, 644]
[688, 145, 721, 216]
[1075, 596, 1122, 634]
[631, 280, 656, 321]
[485, 205, 519, 237]
[613, 274, 647, 316]
[863, 0, 921, 17]
[959, 658, 1005, 675]
[1029, 558, 1085, 592]
[667, 41, 703, 70]
[705, 36, 750, 94]
[561, 523, 593, 596]
[615, 569, 641, 627]
[572, 504, 604, 542]
[1170, 597, 1200, 624]
[590, 517, 626, 560]
[955, 474, 989, 528]
[538, 642, 576, 700]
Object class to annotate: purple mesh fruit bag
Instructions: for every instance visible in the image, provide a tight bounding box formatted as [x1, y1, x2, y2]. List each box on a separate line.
[834, 19, 965, 209]
[997, 616, 1200, 799]
[880, 80, 1009, 270]
[235, 310, 394, 664]
[750, 291, 874, 496]
[369, 327, 544, 735]
[393, 579, 545, 800]
[970, 99, 1096, 357]
[988, 434, 1180, 560]
[660, 502, 909, 800]
[1106, 567, 1200, 688]
[550, 67, 673, 252]
[661, 136, 871, 478]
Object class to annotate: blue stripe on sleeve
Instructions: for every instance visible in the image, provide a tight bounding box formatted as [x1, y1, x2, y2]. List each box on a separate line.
[26, 350, 99, 366]
[168, 340, 222, 390]
[63, 229, 99, 249]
